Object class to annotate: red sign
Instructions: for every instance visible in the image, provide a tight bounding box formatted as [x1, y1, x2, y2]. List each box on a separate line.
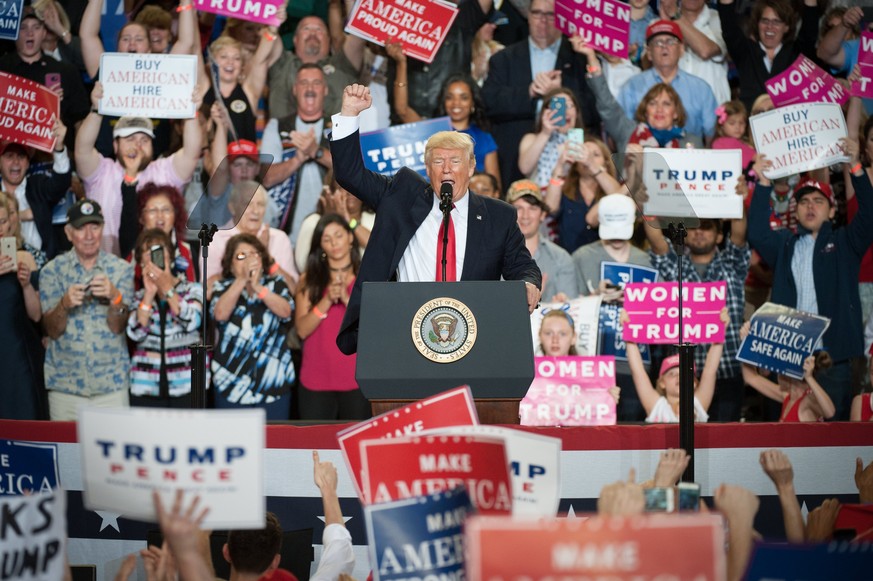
[337, 386, 478, 500]
[0, 72, 60, 153]
[465, 513, 726, 581]
[345, 0, 459, 64]
[361, 434, 512, 514]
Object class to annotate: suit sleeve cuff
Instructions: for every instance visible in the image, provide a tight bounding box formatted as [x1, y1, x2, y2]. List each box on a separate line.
[330, 114, 359, 141]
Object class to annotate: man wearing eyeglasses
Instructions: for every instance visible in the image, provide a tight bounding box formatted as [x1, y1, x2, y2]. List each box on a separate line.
[261, 63, 334, 245]
[482, 0, 600, 188]
[617, 20, 718, 143]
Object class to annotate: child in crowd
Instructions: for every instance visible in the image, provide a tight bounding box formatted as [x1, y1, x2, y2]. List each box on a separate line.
[850, 354, 873, 421]
[740, 323, 837, 422]
[623, 310, 727, 423]
[711, 100, 756, 181]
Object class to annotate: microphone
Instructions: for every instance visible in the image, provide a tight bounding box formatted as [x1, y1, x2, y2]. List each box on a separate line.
[439, 181, 453, 212]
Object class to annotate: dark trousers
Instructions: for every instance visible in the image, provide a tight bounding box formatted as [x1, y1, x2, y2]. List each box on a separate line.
[298, 384, 371, 421]
[708, 375, 745, 422]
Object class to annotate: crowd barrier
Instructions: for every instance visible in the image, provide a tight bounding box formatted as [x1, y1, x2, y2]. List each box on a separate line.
[1, 420, 871, 580]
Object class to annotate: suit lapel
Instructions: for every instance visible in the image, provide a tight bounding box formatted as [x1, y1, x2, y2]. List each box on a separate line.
[460, 193, 487, 280]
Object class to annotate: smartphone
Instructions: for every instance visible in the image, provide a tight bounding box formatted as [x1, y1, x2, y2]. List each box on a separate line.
[45, 73, 61, 91]
[550, 95, 567, 127]
[1, 236, 16, 267]
[644, 487, 674, 512]
[677, 482, 701, 511]
[568, 127, 584, 147]
[149, 244, 165, 270]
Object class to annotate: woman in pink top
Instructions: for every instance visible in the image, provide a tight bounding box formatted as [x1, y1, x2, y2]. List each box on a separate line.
[294, 214, 368, 420]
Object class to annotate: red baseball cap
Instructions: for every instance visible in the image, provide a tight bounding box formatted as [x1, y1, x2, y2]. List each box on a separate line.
[646, 20, 684, 43]
[228, 139, 260, 163]
[794, 179, 835, 207]
[659, 354, 697, 378]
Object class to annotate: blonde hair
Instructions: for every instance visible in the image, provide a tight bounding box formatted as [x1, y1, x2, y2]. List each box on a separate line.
[424, 131, 475, 165]
[209, 35, 242, 57]
[32, 0, 70, 32]
[0, 192, 23, 248]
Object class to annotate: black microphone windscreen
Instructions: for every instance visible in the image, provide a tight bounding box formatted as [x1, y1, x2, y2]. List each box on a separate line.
[440, 182, 453, 197]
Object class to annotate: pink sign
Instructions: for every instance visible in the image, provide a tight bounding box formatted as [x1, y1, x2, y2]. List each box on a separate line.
[192, 0, 282, 25]
[360, 434, 512, 514]
[345, 0, 459, 64]
[766, 55, 849, 107]
[465, 513, 726, 581]
[622, 282, 727, 344]
[0, 72, 60, 153]
[520, 356, 617, 426]
[555, 0, 631, 60]
[336, 386, 478, 500]
[851, 32, 873, 99]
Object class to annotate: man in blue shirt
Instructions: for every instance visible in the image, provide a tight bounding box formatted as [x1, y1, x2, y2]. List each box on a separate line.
[618, 20, 718, 142]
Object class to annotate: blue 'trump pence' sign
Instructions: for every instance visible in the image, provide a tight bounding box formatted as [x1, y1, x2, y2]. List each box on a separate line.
[360, 117, 452, 177]
[737, 302, 830, 380]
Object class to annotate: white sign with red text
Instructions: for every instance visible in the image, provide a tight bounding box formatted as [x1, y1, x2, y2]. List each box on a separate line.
[465, 513, 726, 581]
[360, 434, 512, 514]
[78, 407, 265, 528]
[337, 386, 479, 501]
[419, 425, 562, 517]
[521, 356, 617, 426]
[99, 53, 198, 119]
[345, 0, 458, 64]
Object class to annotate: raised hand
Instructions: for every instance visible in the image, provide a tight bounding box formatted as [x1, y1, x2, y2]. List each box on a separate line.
[341, 84, 372, 117]
[653, 449, 690, 487]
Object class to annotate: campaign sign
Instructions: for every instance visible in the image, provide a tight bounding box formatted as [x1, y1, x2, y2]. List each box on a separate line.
[337, 385, 478, 500]
[0, 491, 67, 580]
[0, 0, 23, 41]
[622, 281, 727, 344]
[192, 0, 283, 26]
[78, 407, 265, 528]
[418, 425, 562, 517]
[737, 302, 830, 380]
[365, 487, 472, 581]
[766, 55, 849, 107]
[465, 513, 726, 581]
[852, 32, 873, 99]
[531, 296, 603, 356]
[360, 434, 512, 514]
[555, 0, 631, 60]
[0, 440, 60, 496]
[360, 116, 452, 176]
[99, 53, 198, 119]
[520, 356, 617, 427]
[745, 541, 873, 580]
[599, 262, 657, 363]
[0, 72, 60, 153]
[750, 102, 849, 180]
[346, 0, 459, 64]
[641, 148, 743, 219]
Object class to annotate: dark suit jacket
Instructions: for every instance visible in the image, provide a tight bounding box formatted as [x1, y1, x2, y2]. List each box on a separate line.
[330, 131, 542, 354]
[482, 38, 601, 189]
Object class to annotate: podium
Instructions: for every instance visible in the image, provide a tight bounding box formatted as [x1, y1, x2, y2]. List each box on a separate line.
[356, 281, 535, 424]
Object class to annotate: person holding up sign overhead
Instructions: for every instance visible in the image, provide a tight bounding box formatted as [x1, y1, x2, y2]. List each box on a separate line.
[329, 84, 542, 355]
[748, 138, 873, 420]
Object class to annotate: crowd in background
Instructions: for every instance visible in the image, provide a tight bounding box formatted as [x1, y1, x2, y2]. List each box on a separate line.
[3, 0, 873, 424]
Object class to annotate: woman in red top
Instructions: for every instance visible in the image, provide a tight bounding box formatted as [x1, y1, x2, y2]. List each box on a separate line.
[294, 214, 368, 420]
[851, 357, 873, 421]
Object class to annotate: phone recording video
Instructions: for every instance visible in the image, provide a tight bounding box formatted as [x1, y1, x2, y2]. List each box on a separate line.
[149, 244, 165, 270]
[550, 95, 567, 127]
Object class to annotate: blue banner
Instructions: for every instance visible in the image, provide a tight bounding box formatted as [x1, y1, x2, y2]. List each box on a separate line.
[365, 487, 472, 581]
[100, 0, 127, 53]
[0, 0, 22, 40]
[0, 440, 60, 495]
[736, 302, 830, 380]
[598, 262, 657, 362]
[360, 117, 453, 177]
[745, 541, 873, 580]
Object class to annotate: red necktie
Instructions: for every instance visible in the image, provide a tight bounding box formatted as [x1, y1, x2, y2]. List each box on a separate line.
[436, 209, 456, 282]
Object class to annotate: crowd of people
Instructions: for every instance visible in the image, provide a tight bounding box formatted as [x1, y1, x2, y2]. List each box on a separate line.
[3, 0, 873, 424]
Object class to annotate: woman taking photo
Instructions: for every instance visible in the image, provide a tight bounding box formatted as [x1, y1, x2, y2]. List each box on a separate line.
[518, 87, 585, 188]
[211, 233, 295, 419]
[294, 214, 369, 420]
[127, 228, 202, 408]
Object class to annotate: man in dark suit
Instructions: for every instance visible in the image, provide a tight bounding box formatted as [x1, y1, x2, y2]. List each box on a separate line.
[482, 0, 600, 188]
[329, 84, 542, 355]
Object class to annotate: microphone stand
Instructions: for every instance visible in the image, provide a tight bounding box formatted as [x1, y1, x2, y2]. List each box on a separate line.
[191, 223, 217, 409]
[666, 221, 695, 482]
[439, 190, 452, 282]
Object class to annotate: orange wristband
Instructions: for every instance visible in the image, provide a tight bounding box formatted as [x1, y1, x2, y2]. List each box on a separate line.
[312, 305, 327, 320]
[176, 3, 193, 12]
[851, 162, 863, 174]
[138, 301, 153, 312]
[268, 263, 280, 275]
[257, 287, 268, 300]
[263, 31, 276, 41]
[112, 292, 123, 305]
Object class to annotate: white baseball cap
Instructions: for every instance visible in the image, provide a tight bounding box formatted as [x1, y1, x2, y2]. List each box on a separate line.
[598, 193, 636, 241]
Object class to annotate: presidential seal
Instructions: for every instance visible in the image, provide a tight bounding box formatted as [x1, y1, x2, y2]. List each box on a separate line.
[411, 297, 477, 363]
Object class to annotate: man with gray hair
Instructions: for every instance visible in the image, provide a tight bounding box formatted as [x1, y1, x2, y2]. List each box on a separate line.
[329, 84, 542, 354]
